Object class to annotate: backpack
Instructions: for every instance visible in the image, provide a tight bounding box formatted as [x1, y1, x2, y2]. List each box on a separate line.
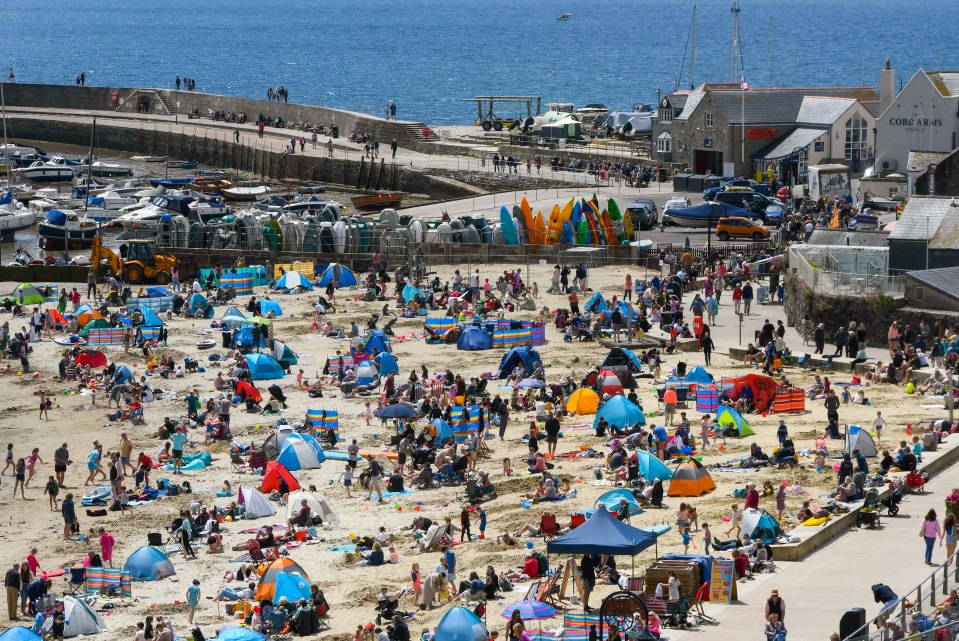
[499, 576, 514, 592]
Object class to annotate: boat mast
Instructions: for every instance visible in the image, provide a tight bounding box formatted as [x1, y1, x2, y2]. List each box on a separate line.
[85, 118, 95, 216]
[1, 81, 7, 146]
[690, 4, 697, 90]
[731, 2, 741, 82]
[769, 16, 775, 87]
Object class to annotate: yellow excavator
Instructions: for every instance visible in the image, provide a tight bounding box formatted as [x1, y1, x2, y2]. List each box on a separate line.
[90, 236, 177, 285]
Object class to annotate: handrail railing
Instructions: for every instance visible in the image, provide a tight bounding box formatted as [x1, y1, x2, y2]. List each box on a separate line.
[843, 550, 959, 641]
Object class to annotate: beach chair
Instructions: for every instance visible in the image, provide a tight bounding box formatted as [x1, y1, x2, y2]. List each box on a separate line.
[537, 570, 562, 607]
[314, 602, 331, 631]
[523, 580, 542, 601]
[540, 514, 559, 541]
[230, 450, 247, 473]
[570, 513, 586, 529]
[65, 568, 86, 595]
[625, 576, 645, 594]
[691, 582, 715, 623]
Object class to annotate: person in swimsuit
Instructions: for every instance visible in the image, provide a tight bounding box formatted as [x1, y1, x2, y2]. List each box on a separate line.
[12, 458, 26, 499]
[25, 448, 42, 487]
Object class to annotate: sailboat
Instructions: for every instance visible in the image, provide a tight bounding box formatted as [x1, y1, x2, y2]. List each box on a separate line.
[557, 13, 571, 21]
[0, 84, 38, 238]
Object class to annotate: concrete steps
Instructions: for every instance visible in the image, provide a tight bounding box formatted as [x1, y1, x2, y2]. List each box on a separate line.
[155, 92, 176, 115]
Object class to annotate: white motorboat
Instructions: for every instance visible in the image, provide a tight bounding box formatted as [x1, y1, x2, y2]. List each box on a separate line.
[78, 160, 133, 177]
[0, 199, 36, 236]
[114, 193, 230, 229]
[12, 157, 76, 182]
[87, 190, 143, 210]
[223, 185, 269, 201]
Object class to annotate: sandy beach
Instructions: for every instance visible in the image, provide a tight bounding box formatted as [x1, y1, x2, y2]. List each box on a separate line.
[0, 262, 942, 640]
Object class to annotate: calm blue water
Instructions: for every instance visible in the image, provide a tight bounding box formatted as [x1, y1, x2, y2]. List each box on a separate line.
[2, 0, 957, 124]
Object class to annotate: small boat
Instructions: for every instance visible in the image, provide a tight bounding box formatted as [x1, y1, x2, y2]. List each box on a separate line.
[189, 179, 233, 194]
[661, 201, 754, 228]
[131, 155, 168, 163]
[78, 160, 133, 177]
[11, 157, 76, 182]
[168, 160, 199, 169]
[298, 185, 326, 195]
[557, 12, 572, 21]
[37, 209, 99, 249]
[196, 339, 217, 350]
[350, 190, 405, 211]
[0, 201, 35, 237]
[223, 185, 269, 201]
[194, 169, 226, 179]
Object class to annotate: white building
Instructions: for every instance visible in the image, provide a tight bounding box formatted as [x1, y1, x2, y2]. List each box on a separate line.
[874, 66, 959, 175]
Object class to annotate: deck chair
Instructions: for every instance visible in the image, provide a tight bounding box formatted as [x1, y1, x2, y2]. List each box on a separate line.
[230, 450, 247, 473]
[314, 601, 331, 631]
[65, 568, 86, 595]
[626, 576, 645, 594]
[570, 513, 586, 529]
[537, 570, 562, 607]
[540, 514, 559, 540]
[523, 580, 542, 601]
[691, 582, 715, 623]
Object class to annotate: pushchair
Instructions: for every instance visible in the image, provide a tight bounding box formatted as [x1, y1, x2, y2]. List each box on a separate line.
[882, 482, 903, 516]
[857, 488, 881, 528]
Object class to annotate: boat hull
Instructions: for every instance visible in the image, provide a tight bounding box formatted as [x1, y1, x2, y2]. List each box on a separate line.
[13, 168, 76, 182]
[351, 192, 404, 211]
[37, 223, 98, 249]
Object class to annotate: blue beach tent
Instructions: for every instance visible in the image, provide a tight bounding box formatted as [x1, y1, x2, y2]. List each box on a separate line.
[214, 627, 266, 641]
[0, 628, 43, 641]
[139, 305, 164, 327]
[402, 284, 426, 303]
[187, 293, 208, 314]
[272, 572, 311, 605]
[684, 366, 713, 384]
[430, 418, 454, 444]
[257, 298, 283, 317]
[584, 291, 607, 313]
[277, 434, 325, 471]
[595, 488, 644, 516]
[245, 353, 285, 380]
[457, 325, 493, 351]
[124, 546, 175, 581]
[374, 351, 399, 376]
[360, 329, 391, 355]
[220, 306, 249, 329]
[495, 346, 542, 379]
[593, 395, 646, 429]
[113, 365, 134, 385]
[275, 271, 313, 291]
[434, 606, 489, 641]
[636, 449, 673, 481]
[317, 263, 357, 287]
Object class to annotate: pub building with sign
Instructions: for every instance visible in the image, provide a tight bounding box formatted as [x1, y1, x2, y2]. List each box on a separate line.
[652, 82, 878, 181]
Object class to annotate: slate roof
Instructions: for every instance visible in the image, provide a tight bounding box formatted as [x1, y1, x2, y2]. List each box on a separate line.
[930, 214, 959, 250]
[762, 128, 826, 160]
[888, 197, 956, 241]
[907, 151, 949, 173]
[905, 266, 959, 300]
[796, 97, 855, 125]
[927, 72, 959, 97]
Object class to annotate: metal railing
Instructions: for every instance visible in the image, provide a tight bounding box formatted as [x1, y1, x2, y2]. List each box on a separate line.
[788, 248, 905, 298]
[843, 551, 959, 641]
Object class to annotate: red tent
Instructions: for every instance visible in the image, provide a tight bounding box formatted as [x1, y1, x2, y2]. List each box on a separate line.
[46, 309, 68, 327]
[597, 369, 624, 396]
[725, 373, 778, 412]
[261, 461, 300, 493]
[75, 350, 108, 368]
[236, 381, 262, 404]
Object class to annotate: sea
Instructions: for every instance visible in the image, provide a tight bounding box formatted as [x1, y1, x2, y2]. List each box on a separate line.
[1, 0, 958, 125]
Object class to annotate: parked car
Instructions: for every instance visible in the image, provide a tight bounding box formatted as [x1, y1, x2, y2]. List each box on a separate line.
[626, 198, 659, 230]
[663, 196, 692, 212]
[714, 190, 783, 225]
[703, 178, 771, 200]
[715, 216, 770, 241]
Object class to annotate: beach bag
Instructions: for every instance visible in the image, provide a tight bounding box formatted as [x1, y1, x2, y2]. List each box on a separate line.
[733, 487, 748, 499]
[86, 508, 107, 517]
[499, 576, 513, 592]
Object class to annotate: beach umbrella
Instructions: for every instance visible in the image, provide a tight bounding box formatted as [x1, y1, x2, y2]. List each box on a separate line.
[517, 377, 545, 389]
[500, 600, 557, 621]
[376, 403, 416, 419]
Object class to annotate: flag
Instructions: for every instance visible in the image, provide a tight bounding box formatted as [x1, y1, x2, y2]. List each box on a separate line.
[0, 191, 11, 206]
[829, 202, 840, 228]
[741, 74, 750, 91]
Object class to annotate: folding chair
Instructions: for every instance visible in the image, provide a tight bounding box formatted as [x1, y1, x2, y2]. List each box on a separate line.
[691, 582, 716, 623]
[523, 580, 542, 601]
[315, 602, 331, 631]
[540, 514, 559, 540]
[65, 568, 86, 595]
[626, 576, 645, 594]
[537, 570, 562, 607]
[570, 513, 586, 529]
[230, 450, 247, 473]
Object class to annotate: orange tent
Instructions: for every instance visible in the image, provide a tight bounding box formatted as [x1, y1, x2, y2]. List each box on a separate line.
[254, 556, 310, 602]
[261, 461, 300, 494]
[46, 309, 68, 327]
[77, 309, 105, 328]
[667, 459, 716, 497]
[566, 388, 599, 414]
[725, 373, 778, 412]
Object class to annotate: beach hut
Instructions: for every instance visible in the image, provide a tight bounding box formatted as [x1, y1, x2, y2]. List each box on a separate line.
[317, 263, 357, 287]
[0, 627, 44, 641]
[457, 325, 494, 351]
[845, 424, 878, 457]
[213, 627, 265, 641]
[566, 388, 599, 414]
[434, 606, 489, 641]
[221, 306, 249, 329]
[245, 353, 285, 380]
[45, 596, 106, 637]
[716, 406, 754, 437]
[274, 271, 313, 291]
[256, 298, 283, 317]
[261, 461, 301, 493]
[255, 557, 310, 602]
[75, 350, 107, 369]
[668, 460, 716, 497]
[636, 449, 673, 481]
[277, 435, 325, 471]
[123, 546, 175, 581]
[741, 508, 785, 544]
[593, 395, 645, 430]
[238, 486, 277, 520]
[496, 346, 542, 379]
[285, 490, 339, 526]
[10, 284, 44, 305]
[595, 488, 644, 516]
[374, 351, 399, 376]
[597, 369, 624, 396]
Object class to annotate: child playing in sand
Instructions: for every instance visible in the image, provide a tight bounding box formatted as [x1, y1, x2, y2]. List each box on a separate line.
[702, 523, 712, 554]
[365, 402, 372, 426]
[913, 436, 923, 463]
[682, 527, 691, 553]
[725, 504, 741, 538]
[409, 563, 422, 605]
[45, 475, 59, 510]
[339, 463, 353, 498]
[502, 457, 513, 476]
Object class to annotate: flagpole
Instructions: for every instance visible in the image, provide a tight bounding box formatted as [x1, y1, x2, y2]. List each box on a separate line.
[741, 82, 745, 177]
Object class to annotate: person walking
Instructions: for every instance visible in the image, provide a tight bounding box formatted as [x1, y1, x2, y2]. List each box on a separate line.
[233, 129, 240, 144]
[327, 138, 334, 157]
[391, 139, 398, 160]
[366, 455, 384, 503]
[814, 323, 826, 355]
[765, 589, 785, 623]
[701, 329, 715, 366]
[833, 326, 846, 357]
[741, 282, 753, 315]
[186, 579, 201, 624]
[943, 513, 957, 566]
[311, 131, 318, 149]
[61, 493, 76, 539]
[922, 509, 943, 565]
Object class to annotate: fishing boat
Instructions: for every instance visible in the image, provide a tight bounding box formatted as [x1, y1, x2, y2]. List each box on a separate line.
[130, 155, 167, 163]
[350, 190, 404, 211]
[223, 185, 269, 201]
[11, 157, 76, 182]
[298, 185, 326, 195]
[189, 179, 233, 194]
[661, 201, 755, 228]
[167, 160, 199, 170]
[37, 209, 99, 249]
[557, 13, 572, 21]
[77, 160, 133, 177]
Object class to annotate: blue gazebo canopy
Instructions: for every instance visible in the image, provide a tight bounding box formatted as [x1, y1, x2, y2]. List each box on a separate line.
[546, 505, 658, 556]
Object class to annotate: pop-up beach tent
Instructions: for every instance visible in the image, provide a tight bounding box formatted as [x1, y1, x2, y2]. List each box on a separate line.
[593, 395, 645, 430]
[434, 606, 489, 641]
[595, 488, 644, 516]
[261, 461, 301, 493]
[255, 557, 310, 602]
[275, 271, 313, 291]
[668, 459, 716, 497]
[457, 325, 494, 351]
[0, 628, 43, 641]
[45, 596, 107, 637]
[221, 306, 249, 328]
[496, 346, 542, 379]
[277, 434, 326, 471]
[636, 449, 673, 481]
[566, 388, 599, 414]
[245, 353, 285, 380]
[716, 406, 754, 437]
[213, 627, 265, 641]
[317, 263, 357, 287]
[845, 424, 878, 457]
[238, 486, 277, 520]
[285, 490, 339, 525]
[123, 546, 175, 581]
[741, 508, 785, 544]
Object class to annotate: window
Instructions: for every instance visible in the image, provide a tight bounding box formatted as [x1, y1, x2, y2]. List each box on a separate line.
[705, 112, 714, 128]
[657, 132, 672, 153]
[659, 100, 673, 123]
[814, 141, 824, 152]
[844, 114, 868, 160]
[913, 286, 924, 302]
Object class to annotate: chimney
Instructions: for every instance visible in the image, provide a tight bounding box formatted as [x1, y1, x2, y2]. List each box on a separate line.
[880, 58, 895, 113]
